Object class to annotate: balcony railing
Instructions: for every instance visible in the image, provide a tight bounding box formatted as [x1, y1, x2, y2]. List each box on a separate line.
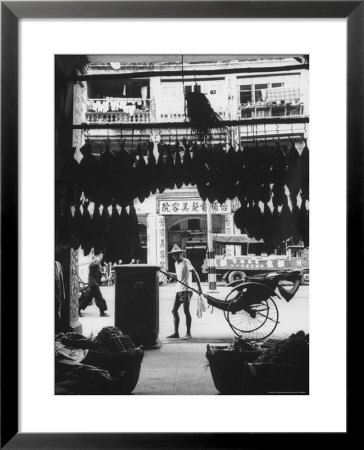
[85, 111, 151, 123]
[159, 111, 229, 122]
[85, 98, 151, 123]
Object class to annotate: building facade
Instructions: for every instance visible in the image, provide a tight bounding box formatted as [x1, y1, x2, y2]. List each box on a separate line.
[72, 56, 309, 278]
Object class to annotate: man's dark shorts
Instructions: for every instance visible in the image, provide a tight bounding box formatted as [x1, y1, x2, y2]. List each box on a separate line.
[175, 291, 193, 303]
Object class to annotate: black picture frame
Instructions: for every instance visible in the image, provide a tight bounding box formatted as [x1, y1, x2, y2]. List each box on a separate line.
[1, 1, 356, 448]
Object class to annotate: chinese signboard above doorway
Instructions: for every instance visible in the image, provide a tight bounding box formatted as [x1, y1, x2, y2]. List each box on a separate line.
[158, 200, 231, 215]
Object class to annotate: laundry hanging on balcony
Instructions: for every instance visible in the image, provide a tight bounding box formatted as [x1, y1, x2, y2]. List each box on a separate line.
[264, 86, 300, 104]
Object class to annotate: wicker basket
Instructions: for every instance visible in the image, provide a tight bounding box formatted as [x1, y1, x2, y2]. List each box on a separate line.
[82, 349, 144, 394]
[206, 345, 261, 394]
[249, 362, 309, 394]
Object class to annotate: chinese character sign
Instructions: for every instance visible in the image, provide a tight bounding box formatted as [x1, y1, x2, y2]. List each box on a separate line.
[225, 214, 234, 257]
[157, 215, 167, 272]
[159, 200, 231, 215]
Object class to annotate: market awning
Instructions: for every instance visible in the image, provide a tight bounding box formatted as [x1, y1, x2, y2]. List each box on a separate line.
[212, 234, 263, 244]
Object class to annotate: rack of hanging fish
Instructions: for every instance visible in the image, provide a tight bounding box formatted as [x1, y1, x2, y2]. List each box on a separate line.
[56, 118, 309, 261]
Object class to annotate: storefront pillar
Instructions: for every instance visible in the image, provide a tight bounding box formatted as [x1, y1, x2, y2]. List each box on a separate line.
[225, 214, 235, 256]
[69, 248, 82, 333]
[147, 213, 167, 283]
[206, 201, 217, 291]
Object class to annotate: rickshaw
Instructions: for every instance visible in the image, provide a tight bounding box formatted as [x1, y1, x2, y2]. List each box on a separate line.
[159, 268, 302, 341]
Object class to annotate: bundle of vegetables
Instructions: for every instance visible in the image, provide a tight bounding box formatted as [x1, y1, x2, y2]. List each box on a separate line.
[56, 331, 94, 350]
[227, 338, 261, 353]
[92, 326, 136, 353]
[256, 331, 309, 365]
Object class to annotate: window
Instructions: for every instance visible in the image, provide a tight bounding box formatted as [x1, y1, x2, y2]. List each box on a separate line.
[254, 84, 268, 102]
[272, 82, 284, 88]
[240, 84, 252, 104]
[194, 84, 201, 93]
[185, 85, 192, 94]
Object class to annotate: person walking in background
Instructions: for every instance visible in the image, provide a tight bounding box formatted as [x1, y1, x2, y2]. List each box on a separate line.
[166, 244, 202, 340]
[79, 252, 109, 317]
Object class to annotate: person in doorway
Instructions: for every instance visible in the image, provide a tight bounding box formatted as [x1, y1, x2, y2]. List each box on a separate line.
[166, 244, 202, 340]
[79, 252, 109, 317]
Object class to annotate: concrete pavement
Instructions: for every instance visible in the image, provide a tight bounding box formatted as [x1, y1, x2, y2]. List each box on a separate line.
[78, 282, 308, 394]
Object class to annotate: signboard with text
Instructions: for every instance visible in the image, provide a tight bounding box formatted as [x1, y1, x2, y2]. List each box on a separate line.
[215, 256, 309, 271]
[158, 200, 231, 215]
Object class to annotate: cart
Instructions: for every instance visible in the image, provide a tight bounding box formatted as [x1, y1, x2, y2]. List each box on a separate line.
[159, 268, 302, 341]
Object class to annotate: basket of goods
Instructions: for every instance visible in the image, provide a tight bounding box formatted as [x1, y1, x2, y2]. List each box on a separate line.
[82, 326, 144, 394]
[206, 338, 261, 394]
[249, 331, 309, 394]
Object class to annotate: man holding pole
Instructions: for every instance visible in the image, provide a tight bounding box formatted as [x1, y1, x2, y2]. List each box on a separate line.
[166, 244, 202, 340]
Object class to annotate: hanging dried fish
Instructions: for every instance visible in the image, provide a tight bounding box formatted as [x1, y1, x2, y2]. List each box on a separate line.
[278, 200, 293, 243]
[286, 139, 301, 203]
[235, 144, 248, 203]
[271, 142, 287, 207]
[225, 144, 238, 200]
[300, 140, 309, 200]
[56, 204, 73, 249]
[70, 205, 83, 251]
[91, 206, 104, 255]
[233, 200, 248, 232]
[79, 142, 99, 204]
[261, 203, 274, 244]
[164, 144, 176, 190]
[299, 200, 309, 247]
[80, 202, 93, 256]
[134, 143, 149, 203]
[259, 144, 272, 204]
[95, 205, 111, 255]
[105, 205, 121, 263]
[128, 204, 141, 261]
[182, 141, 193, 186]
[115, 139, 135, 207]
[64, 146, 82, 206]
[99, 140, 117, 207]
[195, 143, 209, 201]
[146, 140, 158, 194]
[174, 140, 184, 189]
[156, 143, 167, 194]
[291, 203, 301, 245]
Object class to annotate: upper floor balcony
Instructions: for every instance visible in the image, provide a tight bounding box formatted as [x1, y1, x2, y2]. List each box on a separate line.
[158, 110, 230, 122]
[239, 102, 304, 119]
[239, 85, 305, 119]
[84, 98, 151, 123]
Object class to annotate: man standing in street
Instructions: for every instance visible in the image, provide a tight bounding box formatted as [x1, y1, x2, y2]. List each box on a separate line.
[79, 252, 109, 317]
[166, 244, 202, 340]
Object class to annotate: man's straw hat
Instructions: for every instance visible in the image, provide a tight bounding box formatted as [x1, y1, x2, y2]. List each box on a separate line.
[168, 244, 185, 254]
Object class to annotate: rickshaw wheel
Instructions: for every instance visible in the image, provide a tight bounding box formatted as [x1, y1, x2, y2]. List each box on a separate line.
[226, 296, 279, 341]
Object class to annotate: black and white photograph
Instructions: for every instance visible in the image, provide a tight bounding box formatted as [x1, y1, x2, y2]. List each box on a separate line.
[55, 54, 309, 396]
